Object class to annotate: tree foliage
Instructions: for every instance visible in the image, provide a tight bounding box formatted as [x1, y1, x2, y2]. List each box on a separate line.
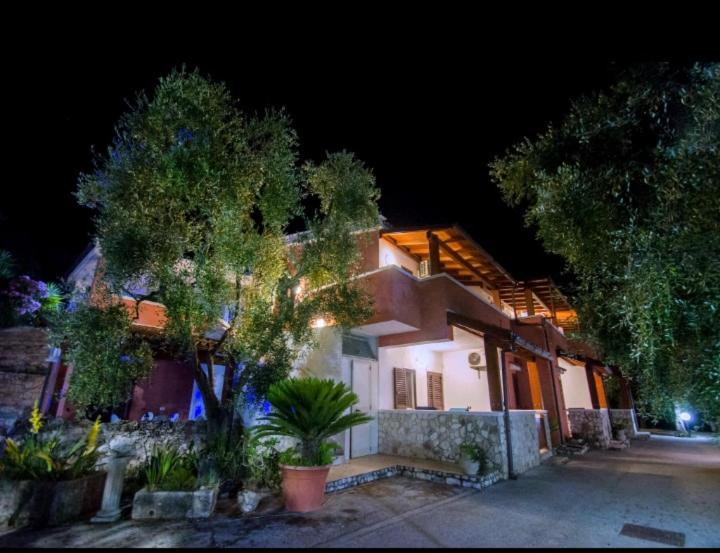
[72, 68, 380, 430]
[49, 295, 154, 413]
[490, 63, 720, 423]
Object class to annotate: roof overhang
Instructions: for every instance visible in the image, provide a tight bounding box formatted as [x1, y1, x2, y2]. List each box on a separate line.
[380, 224, 516, 289]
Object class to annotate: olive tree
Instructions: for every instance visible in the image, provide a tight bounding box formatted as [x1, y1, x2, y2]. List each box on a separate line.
[71, 68, 380, 433]
[490, 63, 720, 424]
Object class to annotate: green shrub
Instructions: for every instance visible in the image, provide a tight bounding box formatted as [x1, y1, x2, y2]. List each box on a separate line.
[254, 377, 371, 467]
[141, 445, 204, 492]
[241, 432, 281, 491]
[203, 426, 245, 487]
[612, 419, 629, 431]
[458, 442, 491, 475]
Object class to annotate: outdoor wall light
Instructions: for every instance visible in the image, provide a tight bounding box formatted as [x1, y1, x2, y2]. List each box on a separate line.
[313, 318, 327, 328]
[679, 411, 692, 422]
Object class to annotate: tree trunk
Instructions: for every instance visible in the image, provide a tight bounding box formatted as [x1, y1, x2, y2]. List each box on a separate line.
[191, 346, 224, 436]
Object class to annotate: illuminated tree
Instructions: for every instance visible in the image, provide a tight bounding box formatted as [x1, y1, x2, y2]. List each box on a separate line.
[491, 63, 720, 424]
[71, 68, 380, 433]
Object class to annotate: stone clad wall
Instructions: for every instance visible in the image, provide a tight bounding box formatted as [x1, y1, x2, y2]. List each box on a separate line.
[0, 326, 51, 432]
[567, 408, 612, 448]
[377, 410, 541, 478]
[508, 411, 542, 474]
[18, 419, 208, 469]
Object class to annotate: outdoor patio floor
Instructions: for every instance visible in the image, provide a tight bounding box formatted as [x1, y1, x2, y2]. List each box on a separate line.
[3, 435, 717, 547]
[327, 454, 464, 482]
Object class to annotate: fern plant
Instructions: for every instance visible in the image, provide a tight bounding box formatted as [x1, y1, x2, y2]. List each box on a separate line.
[254, 377, 372, 466]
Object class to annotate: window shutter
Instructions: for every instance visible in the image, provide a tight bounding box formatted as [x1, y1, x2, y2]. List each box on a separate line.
[427, 372, 444, 410]
[394, 367, 415, 409]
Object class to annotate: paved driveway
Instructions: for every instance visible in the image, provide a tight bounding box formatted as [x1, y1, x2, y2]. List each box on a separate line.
[2, 435, 718, 548]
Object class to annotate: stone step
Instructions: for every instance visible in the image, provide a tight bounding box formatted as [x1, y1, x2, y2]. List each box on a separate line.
[633, 431, 651, 441]
[555, 443, 589, 456]
[608, 440, 629, 450]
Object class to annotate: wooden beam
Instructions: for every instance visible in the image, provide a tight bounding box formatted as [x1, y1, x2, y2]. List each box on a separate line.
[524, 288, 536, 316]
[437, 239, 491, 287]
[427, 232, 442, 275]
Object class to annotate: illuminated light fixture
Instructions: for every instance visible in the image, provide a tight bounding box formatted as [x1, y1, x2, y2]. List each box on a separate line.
[312, 318, 327, 328]
[294, 285, 302, 295]
[679, 411, 692, 422]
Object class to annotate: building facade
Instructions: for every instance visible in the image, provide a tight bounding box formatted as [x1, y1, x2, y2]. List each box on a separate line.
[42, 223, 635, 468]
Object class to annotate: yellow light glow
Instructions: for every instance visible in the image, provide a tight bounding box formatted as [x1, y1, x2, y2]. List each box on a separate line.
[313, 318, 327, 328]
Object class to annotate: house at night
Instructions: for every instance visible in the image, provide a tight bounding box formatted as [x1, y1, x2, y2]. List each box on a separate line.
[41, 222, 639, 477]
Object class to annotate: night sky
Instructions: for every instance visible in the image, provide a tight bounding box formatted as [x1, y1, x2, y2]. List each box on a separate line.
[2, 41, 630, 290]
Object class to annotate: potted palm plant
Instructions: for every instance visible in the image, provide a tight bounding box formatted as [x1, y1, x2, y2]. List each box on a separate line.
[254, 377, 372, 513]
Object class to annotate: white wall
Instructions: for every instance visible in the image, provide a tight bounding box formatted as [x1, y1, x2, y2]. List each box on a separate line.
[378, 343, 493, 412]
[441, 349, 492, 411]
[559, 358, 593, 409]
[378, 345, 442, 409]
[379, 239, 420, 275]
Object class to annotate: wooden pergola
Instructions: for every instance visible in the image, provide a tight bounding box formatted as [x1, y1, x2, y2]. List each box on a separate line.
[498, 277, 580, 333]
[380, 224, 516, 292]
[380, 224, 579, 332]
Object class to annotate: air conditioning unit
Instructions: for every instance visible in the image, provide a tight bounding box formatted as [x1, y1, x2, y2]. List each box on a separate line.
[468, 352, 486, 378]
[418, 259, 430, 278]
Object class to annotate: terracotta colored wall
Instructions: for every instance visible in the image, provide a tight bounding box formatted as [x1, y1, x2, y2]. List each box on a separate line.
[374, 270, 511, 347]
[127, 358, 195, 421]
[360, 268, 423, 331]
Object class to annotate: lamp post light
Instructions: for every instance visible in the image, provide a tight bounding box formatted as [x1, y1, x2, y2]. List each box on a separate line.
[675, 409, 693, 436]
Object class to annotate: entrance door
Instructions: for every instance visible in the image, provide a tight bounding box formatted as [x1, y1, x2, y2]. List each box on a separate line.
[350, 358, 377, 458]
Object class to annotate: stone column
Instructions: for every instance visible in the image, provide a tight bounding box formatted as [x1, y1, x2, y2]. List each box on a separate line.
[91, 438, 135, 524]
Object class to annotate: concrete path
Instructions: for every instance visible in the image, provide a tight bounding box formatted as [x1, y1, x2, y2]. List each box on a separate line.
[1, 435, 718, 548]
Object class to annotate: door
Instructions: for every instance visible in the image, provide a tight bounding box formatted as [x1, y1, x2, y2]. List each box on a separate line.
[350, 358, 377, 458]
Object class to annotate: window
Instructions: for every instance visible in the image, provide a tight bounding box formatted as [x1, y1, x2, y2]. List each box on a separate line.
[427, 371, 444, 410]
[393, 367, 416, 409]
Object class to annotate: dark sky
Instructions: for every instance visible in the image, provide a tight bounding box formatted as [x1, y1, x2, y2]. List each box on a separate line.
[2, 40, 629, 289]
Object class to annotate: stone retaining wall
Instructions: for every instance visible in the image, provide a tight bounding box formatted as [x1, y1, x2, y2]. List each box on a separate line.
[377, 410, 541, 479]
[567, 408, 612, 448]
[0, 326, 51, 433]
[12, 419, 208, 469]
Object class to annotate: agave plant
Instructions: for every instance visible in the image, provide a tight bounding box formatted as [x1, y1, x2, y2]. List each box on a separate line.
[254, 377, 372, 466]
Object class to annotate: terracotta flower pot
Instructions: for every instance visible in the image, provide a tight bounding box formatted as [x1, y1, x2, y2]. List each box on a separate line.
[280, 464, 331, 513]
